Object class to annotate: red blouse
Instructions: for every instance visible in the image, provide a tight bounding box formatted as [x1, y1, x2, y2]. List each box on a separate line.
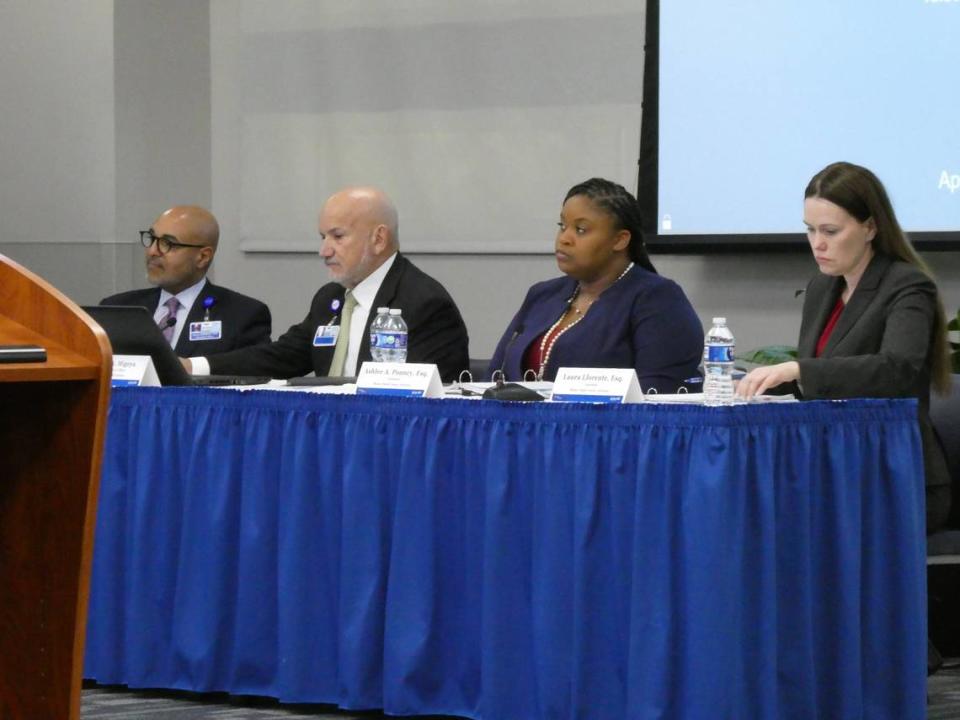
[524, 324, 564, 376]
[815, 297, 845, 357]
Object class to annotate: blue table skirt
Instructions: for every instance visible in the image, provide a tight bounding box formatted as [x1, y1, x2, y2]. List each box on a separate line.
[85, 388, 927, 719]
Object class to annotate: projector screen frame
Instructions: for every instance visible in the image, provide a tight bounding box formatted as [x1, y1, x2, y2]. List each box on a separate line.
[637, 0, 960, 254]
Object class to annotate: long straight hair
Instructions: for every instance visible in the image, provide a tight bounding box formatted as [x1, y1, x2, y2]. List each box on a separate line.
[805, 161, 951, 393]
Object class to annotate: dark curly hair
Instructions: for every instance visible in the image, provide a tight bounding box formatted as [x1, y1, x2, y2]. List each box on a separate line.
[564, 178, 657, 274]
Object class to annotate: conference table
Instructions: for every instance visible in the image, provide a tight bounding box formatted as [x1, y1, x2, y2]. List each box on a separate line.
[84, 387, 927, 719]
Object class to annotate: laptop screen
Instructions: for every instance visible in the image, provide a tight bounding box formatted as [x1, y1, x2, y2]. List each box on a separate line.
[82, 305, 192, 386]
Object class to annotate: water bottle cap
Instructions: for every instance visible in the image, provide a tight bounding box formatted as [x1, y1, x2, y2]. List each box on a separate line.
[377, 307, 389, 313]
[712, 317, 726, 325]
[389, 308, 402, 315]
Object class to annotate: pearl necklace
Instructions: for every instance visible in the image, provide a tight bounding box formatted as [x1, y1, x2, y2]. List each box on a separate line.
[537, 262, 634, 379]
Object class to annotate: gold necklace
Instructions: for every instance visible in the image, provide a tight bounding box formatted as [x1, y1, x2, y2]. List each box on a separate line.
[537, 262, 634, 379]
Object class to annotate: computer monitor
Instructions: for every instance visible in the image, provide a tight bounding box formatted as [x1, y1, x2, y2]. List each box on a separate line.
[82, 305, 192, 386]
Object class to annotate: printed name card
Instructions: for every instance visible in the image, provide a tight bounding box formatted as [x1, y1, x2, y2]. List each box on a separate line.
[550, 367, 643, 404]
[355, 362, 443, 398]
[112, 354, 161, 387]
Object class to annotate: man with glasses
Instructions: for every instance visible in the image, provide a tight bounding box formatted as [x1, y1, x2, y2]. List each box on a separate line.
[101, 205, 272, 355]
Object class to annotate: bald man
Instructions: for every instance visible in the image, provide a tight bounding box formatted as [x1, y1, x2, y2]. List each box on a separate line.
[188, 187, 469, 382]
[102, 205, 272, 356]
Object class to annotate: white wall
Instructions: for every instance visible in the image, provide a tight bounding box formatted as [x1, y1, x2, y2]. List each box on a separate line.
[0, 0, 116, 299]
[112, 0, 212, 295]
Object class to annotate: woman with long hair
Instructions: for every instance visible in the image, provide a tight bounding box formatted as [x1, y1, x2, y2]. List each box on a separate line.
[738, 161, 951, 531]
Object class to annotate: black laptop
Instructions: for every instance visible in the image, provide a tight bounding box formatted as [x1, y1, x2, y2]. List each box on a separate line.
[83, 305, 270, 387]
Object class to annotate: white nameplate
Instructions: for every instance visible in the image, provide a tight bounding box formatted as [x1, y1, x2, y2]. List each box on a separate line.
[355, 362, 443, 398]
[112, 354, 161, 387]
[550, 367, 643, 404]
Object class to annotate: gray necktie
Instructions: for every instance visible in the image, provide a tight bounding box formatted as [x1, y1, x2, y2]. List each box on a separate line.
[328, 292, 357, 377]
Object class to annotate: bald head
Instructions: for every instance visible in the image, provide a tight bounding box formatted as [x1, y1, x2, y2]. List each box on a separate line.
[330, 187, 398, 246]
[144, 205, 219, 294]
[318, 186, 400, 288]
[156, 205, 220, 250]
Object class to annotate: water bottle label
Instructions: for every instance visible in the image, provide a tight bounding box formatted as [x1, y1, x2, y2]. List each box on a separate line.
[379, 331, 407, 349]
[704, 345, 734, 363]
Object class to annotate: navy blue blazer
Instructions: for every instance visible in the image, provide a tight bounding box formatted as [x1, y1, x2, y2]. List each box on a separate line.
[101, 280, 272, 357]
[488, 266, 703, 393]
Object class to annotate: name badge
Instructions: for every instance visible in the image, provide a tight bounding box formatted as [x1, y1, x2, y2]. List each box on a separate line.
[189, 320, 223, 341]
[111, 354, 161, 387]
[313, 325, 340, 347]
[355, 362, 443, 398]
[551, 367, 643, 404]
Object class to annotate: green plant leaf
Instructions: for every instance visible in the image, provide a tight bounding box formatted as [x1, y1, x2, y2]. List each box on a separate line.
[739, 345, 798, 366]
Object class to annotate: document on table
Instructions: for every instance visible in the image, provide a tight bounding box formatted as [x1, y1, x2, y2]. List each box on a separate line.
[644, 393, 797, 404]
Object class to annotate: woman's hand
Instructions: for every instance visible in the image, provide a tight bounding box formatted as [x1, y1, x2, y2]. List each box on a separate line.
[736, 361, 800, 398]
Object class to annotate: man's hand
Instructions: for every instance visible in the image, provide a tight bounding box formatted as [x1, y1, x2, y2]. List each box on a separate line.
[179, 357, 193, 374]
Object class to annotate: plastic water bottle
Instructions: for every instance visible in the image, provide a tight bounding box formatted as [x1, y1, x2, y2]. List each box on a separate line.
[703, 317, 735, 406]
[382, 308, 408, 364]
[369, 307, 390, 362]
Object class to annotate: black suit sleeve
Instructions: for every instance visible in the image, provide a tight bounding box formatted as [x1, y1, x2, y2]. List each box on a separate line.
[206, 290, 329, 377]
[232, 299, 272, 348]
[798, 274, 936, 399]
[100, 289, 156, 311]
[405, 294, 470, 383]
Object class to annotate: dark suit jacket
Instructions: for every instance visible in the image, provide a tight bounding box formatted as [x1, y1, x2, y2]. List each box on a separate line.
[207, 254, 470, 382]
[487, 266, 703, 393]
[796, 253, 949, 490]
[101, 280, 272, 356]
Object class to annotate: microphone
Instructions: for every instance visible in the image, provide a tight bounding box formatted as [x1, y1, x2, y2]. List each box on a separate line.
[492, 326, 523, 386]
[483, 325, 544, 402]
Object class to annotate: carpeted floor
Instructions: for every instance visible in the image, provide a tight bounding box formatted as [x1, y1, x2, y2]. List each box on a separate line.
[80, 664, 960, 719]
[80, 685, 463, 720]
[930, 662, 960, 719]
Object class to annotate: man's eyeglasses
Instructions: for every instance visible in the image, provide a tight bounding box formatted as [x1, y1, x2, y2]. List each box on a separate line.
[139, 230, 207, 255]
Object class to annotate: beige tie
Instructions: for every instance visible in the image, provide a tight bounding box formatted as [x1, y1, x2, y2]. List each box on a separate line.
[327, 291, 357, 377]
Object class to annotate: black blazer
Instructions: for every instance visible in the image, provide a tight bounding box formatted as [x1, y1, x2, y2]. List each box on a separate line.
[207, 254, 470, 382]
[796, 253, 949, 489]
[101, 280, 272, 356]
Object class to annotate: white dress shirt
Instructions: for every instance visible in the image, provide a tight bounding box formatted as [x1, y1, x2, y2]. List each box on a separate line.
[155, 278, 206, 349]
[344, 252, 396, 376]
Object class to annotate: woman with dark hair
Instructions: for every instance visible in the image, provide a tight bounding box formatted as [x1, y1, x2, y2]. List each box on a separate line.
[738, 161, 951, 531]
[487, 178, 703, 393]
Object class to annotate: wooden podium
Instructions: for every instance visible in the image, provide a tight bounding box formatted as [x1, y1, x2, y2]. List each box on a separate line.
[0, 254, 112, 719]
